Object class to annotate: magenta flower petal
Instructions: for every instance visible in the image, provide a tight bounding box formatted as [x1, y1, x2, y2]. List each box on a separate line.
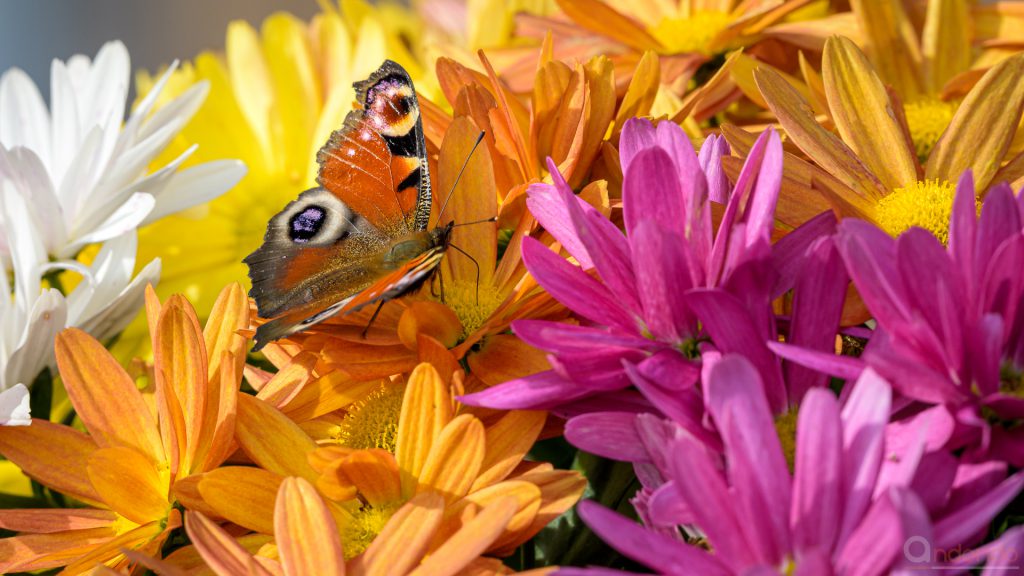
[934, 471, 1024, 550]
[512, 319, 656, 354]
[785, 236, 849, 401]
[837, 368, 891, 548]
[630, 221, 697, 341]
[835, 218, 912, 327]
[575, 500, 732, 576]
[624, 360, 713, 448]
[896, 228, 965, 367]
[949, 170, 977, 282]
[976, 182, 1022, 267]
[770, 210, 838, 298]
[521, 235, 637, 332]
[622, 147, 687, 238]
[564, 412, 650, 462]
[791, 387, 843, 554]
[699, 133, 731, 204]
[647, 481, 694, 527]
[618, 117, 657, 172]
[458, 370, 586, 409]
[526, 180, 593, 269]
[743, 128, 784, 247]
[688, 288, 787, 412]
[834, 488, 925, 576]
[704, 355, 792, 566]
[767, 340, 865, 381]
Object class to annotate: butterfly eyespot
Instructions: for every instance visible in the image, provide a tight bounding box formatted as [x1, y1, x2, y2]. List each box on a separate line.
[289, 205, 327, 243]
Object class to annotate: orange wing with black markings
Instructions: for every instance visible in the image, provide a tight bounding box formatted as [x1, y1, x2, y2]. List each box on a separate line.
[244, 60, 448, 351]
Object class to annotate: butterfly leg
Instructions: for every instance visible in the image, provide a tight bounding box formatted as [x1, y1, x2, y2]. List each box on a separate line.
[437, 266, 446, 304]
[448, 243, 481, 304]
[361, 301, 386, 339]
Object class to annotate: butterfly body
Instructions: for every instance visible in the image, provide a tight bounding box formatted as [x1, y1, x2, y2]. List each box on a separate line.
[244, 60, 447, 351]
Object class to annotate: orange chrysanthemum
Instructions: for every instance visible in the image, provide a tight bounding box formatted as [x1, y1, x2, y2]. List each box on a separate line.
[0, 284, 249, 574]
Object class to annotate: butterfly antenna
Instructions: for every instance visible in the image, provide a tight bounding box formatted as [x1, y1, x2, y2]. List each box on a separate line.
[436, 130, 486, 226]
[448, 242, 481, 304]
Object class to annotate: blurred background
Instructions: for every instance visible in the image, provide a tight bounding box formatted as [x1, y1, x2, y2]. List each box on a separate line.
[0, 0, 323, 95]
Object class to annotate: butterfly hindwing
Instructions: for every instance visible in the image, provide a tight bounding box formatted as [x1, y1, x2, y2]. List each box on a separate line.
[245, 60, 446, 350]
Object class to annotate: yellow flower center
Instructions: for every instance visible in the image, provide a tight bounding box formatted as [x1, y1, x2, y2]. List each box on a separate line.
[441, 280, 505, 338]
[774, 407, 799, 473]
[875, 179, 963, 244]
[336, 382, 405, 452]
[649, 11, 735, 55]
[342, 501, 402, 559]
[902, 97, 958, 162]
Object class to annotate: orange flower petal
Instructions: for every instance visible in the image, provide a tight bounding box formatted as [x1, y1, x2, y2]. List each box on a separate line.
[55, 328, 163, 462]
[755, 67, 887, 202]
[282, 373, 382, 422]
[61, 517, 169, 575]
[823, 36, 918, 191]
[612, 51, 660, 138]
[0, 419, 103, 506]
[409, 497, 517, 576]
[396, 363, 452, 498]
[203, 283, 249, 382]
[922, 0, 971, 93]
[0, 509, 115, 533]
[467, 333, 551, 387]
[348, 491, 444, 576]
[256, 351, 317, 409]
[155, 299, 209, 474]
[397, 302, 462, 351]
[926, 53, 1024, 190]
[334, 449, 402, 507]
[198, 466, 283, 535]
[417, 414, 486, 502]
[0, 528, 114, 573]
[194, 350, 240, 473]
[87, 446, 170, 525]
[470, 410, 546, 491]
[235, 393, 318, 482]
[442, 480, 541, 553]
[554, 0, 663, 52]
[438, 116, 499, 287]
[185, 511, 275, 576]
[275, 477, 345, 576]
[509, 469, 587, 541]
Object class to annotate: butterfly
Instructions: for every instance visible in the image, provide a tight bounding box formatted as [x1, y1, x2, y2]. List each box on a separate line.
[244, 60, 452, 351]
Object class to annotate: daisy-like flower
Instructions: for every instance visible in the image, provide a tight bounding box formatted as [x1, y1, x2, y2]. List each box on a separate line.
[187, 362, 583, 569]
[131, 5, 433, 326]
[752, 35, 1024, 243]
[462, 118, 842, 420]
[507, 0, 823, 97]
[564, 355, 1024, 575]
[827, 170, 1024, 465]
[0, 284, 249, 573]
[0, 40, 245, 261]
[151, 477, 522, 576]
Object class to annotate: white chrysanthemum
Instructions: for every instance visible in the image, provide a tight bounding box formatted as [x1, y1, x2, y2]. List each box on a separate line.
[0, 41, 247, 425]
[0, 40, 246, 260]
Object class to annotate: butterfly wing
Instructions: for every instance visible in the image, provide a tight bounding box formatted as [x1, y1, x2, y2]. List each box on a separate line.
[244, 60, 438, 350]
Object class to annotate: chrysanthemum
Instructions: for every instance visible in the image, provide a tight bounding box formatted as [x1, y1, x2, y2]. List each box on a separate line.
[830, 170, 1024, 465]
[563, 355, 1024, 575]
[462, 118, 844, 422]
[121, 3, 434, 357]
[161, 477, 522, 576]
[188, 362, 584, 566]
[0, 284, 249, 573]
[752, 35, 1024, 243]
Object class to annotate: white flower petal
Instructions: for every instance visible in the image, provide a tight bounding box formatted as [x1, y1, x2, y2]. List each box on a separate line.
[0, 145, 66, 253]
[0, 384, 31, 426]
[49, 58, 82, 188]
[2, 289, 67, 391]
[137, 80, 208, 143]
[75, 258, 160, 342]
[57, 125, 104, 215]
[65, 231, 135, 325]
[145, 159, 247, 224]
[115, 60, 179, 152]
[82, 41, 129, 174]
[0, 68, 51, 167]
[0, 183, 46, 303]
[63, 192, 154, 257]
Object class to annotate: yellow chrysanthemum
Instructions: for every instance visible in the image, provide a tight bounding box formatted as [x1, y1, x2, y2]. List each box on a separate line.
[115, 1, 436, 360]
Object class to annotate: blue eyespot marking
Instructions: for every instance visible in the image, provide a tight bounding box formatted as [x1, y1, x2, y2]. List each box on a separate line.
[289, 205, 326, 243]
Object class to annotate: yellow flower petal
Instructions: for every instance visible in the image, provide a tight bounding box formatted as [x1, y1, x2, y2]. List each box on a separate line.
[87, 447, 170, 525]
[396, 363, 452, 498]
[417, 414, 486, 502]
[349, 491, 444, 576]
[922, 0, 971, 94]
[755, 66, 887, 202]
[0, 528, 115, 574]
[443, 480, 541, 553]
[334, 449, 402, 507]
[612, 51, 660, 138]
[235, 393, 318, 482]
[275, 477, 345, 576]
[823, 36, 918, 191]
[55, 328, 164, 463]
[926, 53, 1024, 190]
[850, 0, 923, 99]
[554, 0, 663, 52]
[203, 282, 250, 383]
